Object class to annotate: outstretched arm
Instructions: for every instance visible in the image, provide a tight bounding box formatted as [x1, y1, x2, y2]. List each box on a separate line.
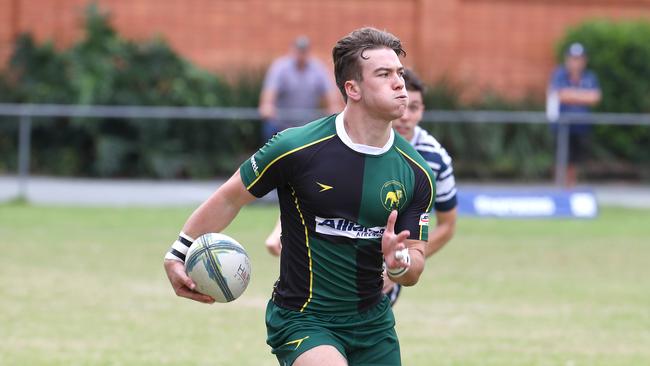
[163, 170, 256, 303]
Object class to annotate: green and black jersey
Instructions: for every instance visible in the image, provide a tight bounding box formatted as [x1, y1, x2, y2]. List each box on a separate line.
[240, 112, 435, 315]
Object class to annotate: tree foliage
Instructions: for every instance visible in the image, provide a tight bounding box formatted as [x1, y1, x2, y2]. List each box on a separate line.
[0, 3, 259, 178]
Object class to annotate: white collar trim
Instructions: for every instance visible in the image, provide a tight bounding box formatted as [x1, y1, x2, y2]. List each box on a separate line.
[335, 110, 394, 155]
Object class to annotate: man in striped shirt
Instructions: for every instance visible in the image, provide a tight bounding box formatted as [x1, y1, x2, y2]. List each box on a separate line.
[384, 69, 458, 305]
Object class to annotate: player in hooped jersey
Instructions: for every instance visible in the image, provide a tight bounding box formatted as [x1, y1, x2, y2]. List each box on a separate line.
[386, 69, 458, 305]
[164, 28, 435, 366]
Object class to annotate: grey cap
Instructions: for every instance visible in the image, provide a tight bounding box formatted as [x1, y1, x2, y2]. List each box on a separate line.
[566, 42, 586, 57]
[294, 36, 310, 50]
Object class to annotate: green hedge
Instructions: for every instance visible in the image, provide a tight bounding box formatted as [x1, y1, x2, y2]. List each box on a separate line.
[0, 4, 262, 178]
[419, 79, 552, 181]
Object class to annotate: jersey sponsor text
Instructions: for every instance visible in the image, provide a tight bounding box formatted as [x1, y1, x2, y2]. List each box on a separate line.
[315, 216, 385, 238]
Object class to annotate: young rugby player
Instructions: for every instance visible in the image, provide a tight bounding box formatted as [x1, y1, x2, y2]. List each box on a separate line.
[164, 28, 435, 366]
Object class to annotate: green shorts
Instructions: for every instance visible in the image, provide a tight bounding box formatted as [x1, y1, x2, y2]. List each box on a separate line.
[265, 296, 400, 366]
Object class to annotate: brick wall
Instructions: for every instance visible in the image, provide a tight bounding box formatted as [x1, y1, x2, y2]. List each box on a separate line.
[446, 0, 650, 99]
[2, 0, 650, 101]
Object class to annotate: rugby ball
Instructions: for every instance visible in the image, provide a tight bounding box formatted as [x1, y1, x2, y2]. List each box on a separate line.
[185, 233, 251, 303]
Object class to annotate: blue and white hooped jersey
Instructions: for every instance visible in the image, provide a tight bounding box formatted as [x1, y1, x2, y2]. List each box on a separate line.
[410, 126, 457, 212]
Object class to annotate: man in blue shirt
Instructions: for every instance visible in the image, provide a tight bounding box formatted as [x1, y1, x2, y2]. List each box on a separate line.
[547, 42, 601, 186]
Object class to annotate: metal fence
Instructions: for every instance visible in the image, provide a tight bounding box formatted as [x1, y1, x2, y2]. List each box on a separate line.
[2, 103, 650, 199]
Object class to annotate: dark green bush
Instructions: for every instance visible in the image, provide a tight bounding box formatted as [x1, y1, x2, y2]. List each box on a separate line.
[420, 79, 552, 181]
[0, 3, 260, 178]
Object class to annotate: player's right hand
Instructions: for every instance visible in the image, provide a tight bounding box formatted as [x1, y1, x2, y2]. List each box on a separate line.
[164, 259, 215, 304]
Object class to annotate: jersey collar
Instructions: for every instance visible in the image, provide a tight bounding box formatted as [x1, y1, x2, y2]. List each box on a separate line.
[335, 110, 394, 156]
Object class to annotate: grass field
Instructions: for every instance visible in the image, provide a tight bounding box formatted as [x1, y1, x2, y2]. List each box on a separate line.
[1, 203, 649, 365]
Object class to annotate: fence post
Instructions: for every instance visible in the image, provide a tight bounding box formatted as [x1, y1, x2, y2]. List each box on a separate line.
[554, 118, 570, 187]
[17, 115, 32, 200]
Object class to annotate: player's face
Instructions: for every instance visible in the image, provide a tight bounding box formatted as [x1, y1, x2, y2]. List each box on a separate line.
[393, 89, 424, 141]
[565, 55, 586, 75]
[356, 48, 408, 120]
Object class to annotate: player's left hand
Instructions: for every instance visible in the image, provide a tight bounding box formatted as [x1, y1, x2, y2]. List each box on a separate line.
[382, 210, 411, 270]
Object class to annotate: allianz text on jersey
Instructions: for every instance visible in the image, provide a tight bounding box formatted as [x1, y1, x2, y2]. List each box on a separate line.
[315, 217, 385, 238]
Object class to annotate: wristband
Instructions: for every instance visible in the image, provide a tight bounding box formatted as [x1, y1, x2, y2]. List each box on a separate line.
[164, 231, 194, 263]
[387, 249, 410, 278]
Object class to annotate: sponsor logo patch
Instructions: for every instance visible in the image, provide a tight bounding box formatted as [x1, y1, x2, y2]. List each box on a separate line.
[419, 213, 430, 226]
[250, 155, 259, 176]
[315, 217, 385, 238]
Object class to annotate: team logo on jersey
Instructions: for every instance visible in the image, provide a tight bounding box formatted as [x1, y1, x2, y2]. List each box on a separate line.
[381, 180, 407, 211]
[315, 217, 385, 238]
[316, 182, 333, 192]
